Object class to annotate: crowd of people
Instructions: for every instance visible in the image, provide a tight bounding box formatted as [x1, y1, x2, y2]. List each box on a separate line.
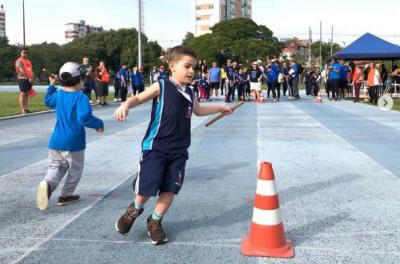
[14, 46, 400, 115]
[322, 59, 400, 104]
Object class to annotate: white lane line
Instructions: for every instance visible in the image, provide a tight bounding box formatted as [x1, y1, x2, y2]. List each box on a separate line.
[329, 102, 400, 132]
[10, 173, 134, 264]
[10, 113, 208, 264]
[292, 103, 399, 180]
[3, 236, 400, 256]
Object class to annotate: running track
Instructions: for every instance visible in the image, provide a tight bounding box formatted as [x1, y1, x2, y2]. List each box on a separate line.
[0, 94, 399, 264]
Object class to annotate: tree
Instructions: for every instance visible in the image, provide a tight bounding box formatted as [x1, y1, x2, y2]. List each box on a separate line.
[182, 32, 195, 46]
[184, 18, 281, 66]
[311, 41, 342, 63]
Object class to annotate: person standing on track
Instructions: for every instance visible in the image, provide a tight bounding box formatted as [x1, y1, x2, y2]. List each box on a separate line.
[15, 47, 34, 114]
[249, 61, 263, 102]
[114, 46, 234, 245]
[95, 61, 110, 106]
[36, 62, 104, 211]
[208, 62, 221, 100]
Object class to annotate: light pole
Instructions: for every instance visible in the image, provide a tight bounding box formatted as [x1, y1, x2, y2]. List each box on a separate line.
[138, 0, 142, 68]
[22, 0, 26, 46]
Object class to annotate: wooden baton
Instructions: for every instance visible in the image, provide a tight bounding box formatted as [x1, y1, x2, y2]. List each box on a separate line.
[42, 68, 58, 79]
[205, 101, 244, 127]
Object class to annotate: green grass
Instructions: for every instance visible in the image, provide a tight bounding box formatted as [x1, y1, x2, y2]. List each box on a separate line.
[360, 97, 400, 111]
[0, 91, 116, 117]
[0, 92, 49, 117]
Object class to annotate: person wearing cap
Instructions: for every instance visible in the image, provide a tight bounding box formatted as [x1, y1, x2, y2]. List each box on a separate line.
[15, 47, 34, 114]
[36, 62, 104, 211]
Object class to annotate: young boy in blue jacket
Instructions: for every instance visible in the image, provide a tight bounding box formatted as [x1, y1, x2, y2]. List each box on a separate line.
[36, 62, 104, 210]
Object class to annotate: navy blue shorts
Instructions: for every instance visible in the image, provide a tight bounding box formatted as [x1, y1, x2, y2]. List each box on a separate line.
[133, 150, 187, 196]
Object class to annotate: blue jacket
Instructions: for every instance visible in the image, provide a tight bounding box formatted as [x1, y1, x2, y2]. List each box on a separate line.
[45, 85, 104, 151]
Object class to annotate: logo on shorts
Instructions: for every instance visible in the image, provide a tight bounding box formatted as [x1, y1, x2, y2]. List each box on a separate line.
[175, 170, 183, 187]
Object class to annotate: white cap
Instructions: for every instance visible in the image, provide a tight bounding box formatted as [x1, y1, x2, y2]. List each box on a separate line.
[59, 62, 86, 80]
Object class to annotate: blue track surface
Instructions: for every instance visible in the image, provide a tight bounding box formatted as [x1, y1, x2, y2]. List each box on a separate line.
[1, 95, 399, 264]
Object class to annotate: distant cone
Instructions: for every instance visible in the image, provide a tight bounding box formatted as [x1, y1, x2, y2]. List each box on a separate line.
[241, 162, 295, 258]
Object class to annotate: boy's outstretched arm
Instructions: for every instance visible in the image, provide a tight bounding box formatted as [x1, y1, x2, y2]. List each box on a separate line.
[44, 76, 58, 109]
[114, 82, 160, 122]
[193, 100, 233, 117]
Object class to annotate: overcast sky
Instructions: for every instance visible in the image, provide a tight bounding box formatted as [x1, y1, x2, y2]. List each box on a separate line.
[1, 0, 400, 47]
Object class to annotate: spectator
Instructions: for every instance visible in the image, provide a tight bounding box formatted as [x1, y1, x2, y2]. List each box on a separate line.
[118, 64, 129, 102]
[367, 62, 381, 105]
[208, 62, 221, 100]
[15, 47, 34, 114]
[380, 64, 388, 96]
[289, 59, 300, 99]
[249, 61, 263, 102]
[352, 63, 364, 102]
[328, 58, 341, 100]
[220, 64, 227, 96]
[95, 61, 110, 106]
[150, 66, 157, 84]
[82, 57, 96, 103]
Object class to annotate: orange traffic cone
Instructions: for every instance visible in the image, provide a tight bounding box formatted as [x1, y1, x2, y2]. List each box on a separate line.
[258, 93, 265, 103]
[314, 92, 323, 103]
[241, 162, 295, 258]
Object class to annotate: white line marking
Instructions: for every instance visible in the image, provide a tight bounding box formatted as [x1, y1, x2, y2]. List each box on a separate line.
[292, 103, 399, 180]
[10, 173, 133, 264]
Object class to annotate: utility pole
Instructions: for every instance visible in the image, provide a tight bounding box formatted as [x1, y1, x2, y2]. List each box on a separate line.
[138, 0, 143, 68]
[22, 0, 26, 46]
[319, 21, 322, 69]
[330, 25, 333, 56]
[308, 26, 312, 67]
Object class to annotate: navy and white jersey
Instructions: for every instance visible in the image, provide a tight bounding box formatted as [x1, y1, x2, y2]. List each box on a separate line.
[142, 79, 194, 157]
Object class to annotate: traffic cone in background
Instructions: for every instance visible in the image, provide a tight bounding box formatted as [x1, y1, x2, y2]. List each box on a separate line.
[258, 93, 265, 103]
[315, 92, 323, 103]
[241, 162, 295, 258]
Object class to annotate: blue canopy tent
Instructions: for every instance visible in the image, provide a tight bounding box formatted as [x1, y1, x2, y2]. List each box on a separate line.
[333, 33, 400, 60]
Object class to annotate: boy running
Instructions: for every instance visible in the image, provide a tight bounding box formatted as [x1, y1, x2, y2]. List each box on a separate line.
[36, 62, 104, 210]
[114, 46, 233, 245]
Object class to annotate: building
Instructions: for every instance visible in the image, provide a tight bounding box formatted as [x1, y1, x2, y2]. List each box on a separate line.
[64, 20, 103, 42]
[191, 0, 252, 37]
[0, 4, 5, 38]
[281, 37, 311, 60]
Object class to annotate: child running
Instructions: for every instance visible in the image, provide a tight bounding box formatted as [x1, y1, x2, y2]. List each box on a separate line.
[36, 62, 104, 210]
[114, 46, 233, 245]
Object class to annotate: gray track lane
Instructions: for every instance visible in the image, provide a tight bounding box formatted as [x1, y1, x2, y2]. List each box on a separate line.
[12, 102, 258, 264]
[0, 103, 150, 175]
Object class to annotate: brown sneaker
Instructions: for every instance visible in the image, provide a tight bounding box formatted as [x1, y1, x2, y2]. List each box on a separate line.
[115, 204, 144, 235]
[57, 195, 80, 206]
[147, 216, 168, 245]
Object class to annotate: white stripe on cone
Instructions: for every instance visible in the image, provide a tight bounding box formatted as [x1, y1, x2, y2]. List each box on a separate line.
[252, 208, 282, 226]
[256, 179, 277, 196]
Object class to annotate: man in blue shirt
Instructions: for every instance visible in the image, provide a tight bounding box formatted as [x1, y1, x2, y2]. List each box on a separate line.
[36, 62, 104, 210]
[117, 64, 129, 101]
[328, 59, 341, 100]
[208, 62, 221, 100]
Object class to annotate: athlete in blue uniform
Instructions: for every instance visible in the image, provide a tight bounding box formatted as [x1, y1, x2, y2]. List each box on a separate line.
[114, 46, 234, 245]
